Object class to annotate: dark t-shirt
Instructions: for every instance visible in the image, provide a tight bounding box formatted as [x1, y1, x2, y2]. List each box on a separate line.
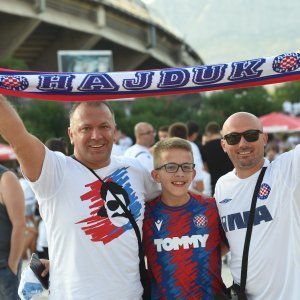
[200, 139, 233, 194]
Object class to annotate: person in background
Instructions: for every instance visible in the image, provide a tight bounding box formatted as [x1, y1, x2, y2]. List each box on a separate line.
[200, 121, 233, 195]
[45, 137, 69, 155]
[0, 95, 159, 299]
[168, 122, 204, 194]
[157, 125, 169, 141]
[264, 142, 279, 162]
[18, 167, 38, 260]
[0, 164, 26, 300]
[124, 122, 156, 173]
[111, 129, 125, 156]
[117, 129, 133, 152]
[143, 137, 227, 299]
[215, 112, 300, 299]
[186, 121, 200, 145]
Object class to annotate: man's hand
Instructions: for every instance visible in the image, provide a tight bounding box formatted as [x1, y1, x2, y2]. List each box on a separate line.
[8, 260, 18, 275]
[40, 259, 50, 277]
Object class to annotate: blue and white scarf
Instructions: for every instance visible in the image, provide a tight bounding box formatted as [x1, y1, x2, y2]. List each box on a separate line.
[0, 52, 299, 101]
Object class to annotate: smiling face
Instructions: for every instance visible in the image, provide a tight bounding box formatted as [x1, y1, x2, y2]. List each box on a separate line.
[68, 102, 117, 169]
[221, 112, 268, 178]
[152, 147, 195, 206]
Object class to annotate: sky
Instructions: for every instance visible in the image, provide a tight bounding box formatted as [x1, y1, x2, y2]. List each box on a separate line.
[143, 0, 300, 65]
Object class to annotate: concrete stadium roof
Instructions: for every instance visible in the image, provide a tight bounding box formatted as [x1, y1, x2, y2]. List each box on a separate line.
[0, 0, 203, 72]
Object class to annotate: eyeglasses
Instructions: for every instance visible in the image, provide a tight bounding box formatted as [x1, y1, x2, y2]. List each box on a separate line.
[140, 130, 156, 136]
[155, 163, 195, 173]
[223, 130, 263, 145]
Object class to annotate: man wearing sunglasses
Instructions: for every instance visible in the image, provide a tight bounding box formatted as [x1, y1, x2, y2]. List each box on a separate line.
[215, 112, 300, 300]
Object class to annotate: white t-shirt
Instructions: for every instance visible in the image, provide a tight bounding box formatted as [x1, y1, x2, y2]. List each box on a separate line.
[215, 145, 300, 300]
[19, 177, 37, 216]
[189, 141, 204, 193]
[29, 148, 160, 300]
[36, 220, 48, 251]
[124, 144, 153, 173]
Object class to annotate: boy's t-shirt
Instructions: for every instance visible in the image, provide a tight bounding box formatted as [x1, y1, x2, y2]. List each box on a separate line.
[143, 193, 226, 300]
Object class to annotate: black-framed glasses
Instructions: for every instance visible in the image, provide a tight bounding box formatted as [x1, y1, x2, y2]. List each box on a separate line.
[155, 163, 195, 173]
[223, 130, 263, 145]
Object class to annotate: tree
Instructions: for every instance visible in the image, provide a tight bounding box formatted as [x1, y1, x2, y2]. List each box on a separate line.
[272, 81, 300, 111]
[0, 57, 29, 70]
[16, 100, 69, 143]
[110, 96, 202, 138]
[201, 87, 274, 122]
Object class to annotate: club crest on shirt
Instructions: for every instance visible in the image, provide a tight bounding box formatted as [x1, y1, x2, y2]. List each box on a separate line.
[258, 183, 271, 200]
[193, 214, 208, 228]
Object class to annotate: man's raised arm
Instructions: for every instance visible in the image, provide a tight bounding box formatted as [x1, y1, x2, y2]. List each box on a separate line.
[0, 95, 45, 181]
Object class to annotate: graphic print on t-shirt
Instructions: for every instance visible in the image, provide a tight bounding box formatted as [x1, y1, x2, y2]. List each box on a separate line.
[76, 167, 142, 244]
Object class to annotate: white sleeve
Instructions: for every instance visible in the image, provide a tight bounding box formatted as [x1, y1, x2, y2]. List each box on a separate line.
[29, 147, 67, 203]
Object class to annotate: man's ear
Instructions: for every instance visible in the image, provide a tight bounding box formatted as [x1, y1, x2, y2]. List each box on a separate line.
[220, 139, 227, 152]
[151, 169, 161, 183]
[263, 132, 268, 146]
[68, 127, 74, 145]
[192, 169, 196, 180]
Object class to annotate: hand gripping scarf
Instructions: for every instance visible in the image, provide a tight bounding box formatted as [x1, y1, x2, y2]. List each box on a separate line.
[0, 52, 299, 102]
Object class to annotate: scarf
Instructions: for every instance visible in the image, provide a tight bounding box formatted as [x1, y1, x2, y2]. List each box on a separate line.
[0, 52, 299, 102]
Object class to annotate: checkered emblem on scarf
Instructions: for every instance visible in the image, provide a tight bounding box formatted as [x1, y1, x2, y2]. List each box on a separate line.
[273, 52, 300, 73]
[0, 75, 29, 91]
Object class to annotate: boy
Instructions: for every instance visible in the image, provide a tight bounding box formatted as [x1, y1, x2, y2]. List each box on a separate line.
[143, 137, 226, 299]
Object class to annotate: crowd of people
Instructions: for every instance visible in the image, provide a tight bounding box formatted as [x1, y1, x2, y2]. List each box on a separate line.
[0, 93, 299, 300]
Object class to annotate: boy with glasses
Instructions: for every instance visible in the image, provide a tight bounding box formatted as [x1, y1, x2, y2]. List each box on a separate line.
[215, 112, 300, 300]
[143, 137, 227, 299]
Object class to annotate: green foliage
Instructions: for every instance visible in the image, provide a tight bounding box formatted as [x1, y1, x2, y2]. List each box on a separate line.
[110, 97, 198, 138]
[272, 81, 300, 110]
[201, 87, 274, 124]
[16, 100, 69, 143]
[0, 57, 29, 70]
[110, 86, 276, 137]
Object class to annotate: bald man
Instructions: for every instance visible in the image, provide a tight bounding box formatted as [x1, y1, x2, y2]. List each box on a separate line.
[124, 122, 156, 172]
[214, 112, 300, 300]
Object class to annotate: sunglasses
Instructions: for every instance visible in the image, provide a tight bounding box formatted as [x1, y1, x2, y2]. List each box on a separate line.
[155, 163, 195, 173]
[223, 130, 263, 145]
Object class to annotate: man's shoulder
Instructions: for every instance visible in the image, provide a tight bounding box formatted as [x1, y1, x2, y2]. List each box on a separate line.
[0, 165, 9, 177]
[111, 155, 151, 177]
[124, 144, 138, 155]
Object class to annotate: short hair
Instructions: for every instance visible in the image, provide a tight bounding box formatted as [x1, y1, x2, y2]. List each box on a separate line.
[168, 122, 188, 139]
[186, 121, 199, 136]
[134, 122, 153, 137]
[69, 101, 115, 126]
[158, 125, 169, 132]
[153, 137, 193, 169]
[45, 137, 68, 155]
[205, 121, 221, 135]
